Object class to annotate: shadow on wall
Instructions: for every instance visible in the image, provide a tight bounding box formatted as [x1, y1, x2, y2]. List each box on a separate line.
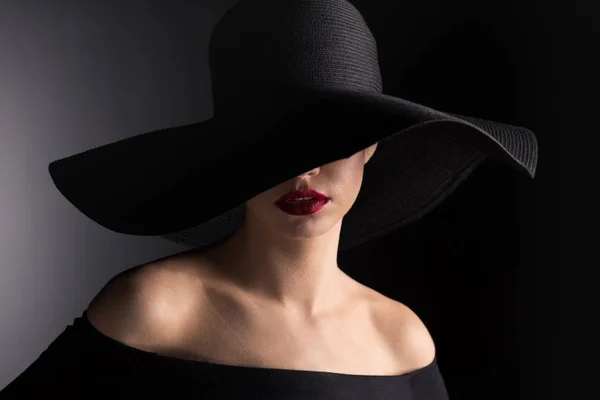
[385, 20, 518, 123]
[340, 19, 526, 400]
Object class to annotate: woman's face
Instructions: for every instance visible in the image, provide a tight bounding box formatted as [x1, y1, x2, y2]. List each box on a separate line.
[245, 143, 378, 239]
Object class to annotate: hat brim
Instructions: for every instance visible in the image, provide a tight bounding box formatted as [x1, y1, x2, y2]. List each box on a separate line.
[48, 86, 538, 249]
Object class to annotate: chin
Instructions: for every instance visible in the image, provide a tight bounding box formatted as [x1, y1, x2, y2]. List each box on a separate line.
[272, 213, 341, 239]
[247, 201, 345, 240]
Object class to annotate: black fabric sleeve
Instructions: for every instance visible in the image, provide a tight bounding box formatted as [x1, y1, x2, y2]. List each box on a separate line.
[1, 317, 90, 397]
[0, 314, 171, 399]
[409, 359, 451, 400]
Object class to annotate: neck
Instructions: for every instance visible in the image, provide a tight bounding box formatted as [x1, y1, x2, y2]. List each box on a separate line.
[212, 212, 351, 318]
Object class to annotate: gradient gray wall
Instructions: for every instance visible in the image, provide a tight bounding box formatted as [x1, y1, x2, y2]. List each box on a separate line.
[0, 0, 237, 388]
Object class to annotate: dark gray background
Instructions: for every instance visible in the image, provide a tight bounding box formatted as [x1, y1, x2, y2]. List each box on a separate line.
[1, 0, 593, 398]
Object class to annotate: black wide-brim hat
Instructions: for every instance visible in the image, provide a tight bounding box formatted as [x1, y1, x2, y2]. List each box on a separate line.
[48, 0, 538, 252]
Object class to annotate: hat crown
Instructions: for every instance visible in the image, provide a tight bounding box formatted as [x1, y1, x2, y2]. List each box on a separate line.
[208, 0, 382, 116]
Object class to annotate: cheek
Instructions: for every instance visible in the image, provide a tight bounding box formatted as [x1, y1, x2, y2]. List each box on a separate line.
[328, 162, 365, 204]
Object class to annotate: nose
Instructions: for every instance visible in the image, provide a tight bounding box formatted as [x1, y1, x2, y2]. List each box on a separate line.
[298, 166, 320, 178]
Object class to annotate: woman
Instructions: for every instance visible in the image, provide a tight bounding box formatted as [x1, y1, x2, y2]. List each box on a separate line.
[1, 0, 537, 398]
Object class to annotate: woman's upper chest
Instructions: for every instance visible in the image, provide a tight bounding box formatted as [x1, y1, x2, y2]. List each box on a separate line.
[140, 267, 407, 375]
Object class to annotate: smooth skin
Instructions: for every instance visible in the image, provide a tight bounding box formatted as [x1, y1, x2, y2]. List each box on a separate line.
[87, 143, 437, 376]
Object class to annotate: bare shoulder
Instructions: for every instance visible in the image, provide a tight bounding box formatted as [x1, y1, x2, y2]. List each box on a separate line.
[86, 252, 210, 348]
[368, 291, 437, 371]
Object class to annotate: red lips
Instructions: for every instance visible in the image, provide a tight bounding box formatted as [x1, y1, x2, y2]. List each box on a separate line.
[276, 189, 329, 203]
[275, 189, 330, 216]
